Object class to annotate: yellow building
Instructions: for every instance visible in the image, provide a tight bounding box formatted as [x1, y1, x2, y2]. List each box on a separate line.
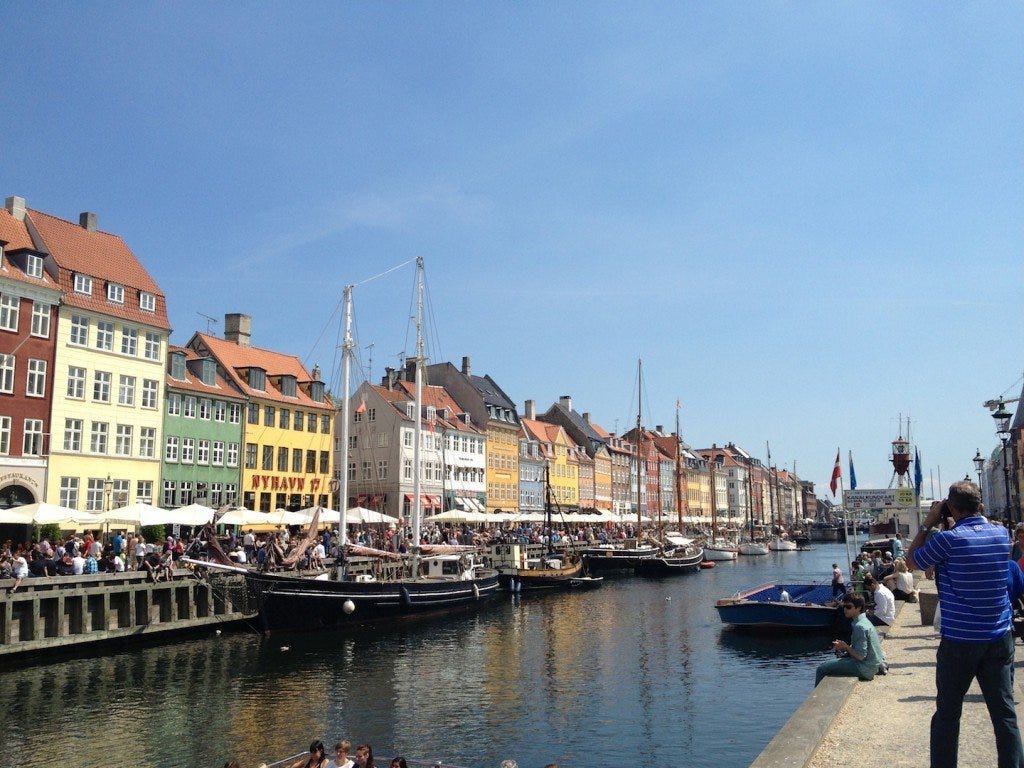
[521, 418, 579, 508]
[685, 450, 712, 518]
[591, 444, 613, 512]
[189, 316, 334, 512]
[33, 207, 170, 509]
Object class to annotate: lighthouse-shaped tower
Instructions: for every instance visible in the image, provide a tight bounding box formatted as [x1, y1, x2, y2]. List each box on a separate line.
[890, 434, 912, 488]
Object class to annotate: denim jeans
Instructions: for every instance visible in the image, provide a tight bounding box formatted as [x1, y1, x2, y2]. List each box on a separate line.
[931, 632, 1024, 768]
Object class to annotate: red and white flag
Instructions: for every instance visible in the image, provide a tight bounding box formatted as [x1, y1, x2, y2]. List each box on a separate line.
[355, 397, 367, 415]
[830, 449, 842, 496]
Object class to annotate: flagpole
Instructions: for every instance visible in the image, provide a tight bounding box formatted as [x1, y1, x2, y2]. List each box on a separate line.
[844, 450, 854, 569]
[838, 447, 852, 570]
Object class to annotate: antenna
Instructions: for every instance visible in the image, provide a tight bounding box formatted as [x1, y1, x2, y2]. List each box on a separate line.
[365, 343, 374, 378]
[198, 312, 218, 334]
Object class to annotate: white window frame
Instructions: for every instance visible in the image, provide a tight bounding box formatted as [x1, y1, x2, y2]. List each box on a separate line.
[59, 477, 79, 509]
[226, 442, 239, 467]
[0, 294, 19, 332]
[64, 418, 83, 452]
[26, 358, 46, 397]
[120, 327, 137, 356]
[212, 440, 224, 466]
[73, 274, 93, 295]
[0, 416, 9, 455]
[139, 427, 156, 458]
[165, 436, 179, 462]
[66, 366, 86, 399]
[143, 331, 161, 361]
[181, 437, 195, 463]
[89, 422, 108, 454]
[136, 480, 153, 505]
[93, 370, 111, 402]
[197, 439, 210, 465]
[30, 302, 50, 338]
[115, 424, 133, 456]
[25, 254, 43, 279]
[118, 375, 136, 406]
[141, 379, 158, 409]
[183, 396, 196, 419]
[95, 321, 113, 351]
[199, 399, 211, 420]
[106, 282, 125, 304]
[70, 315, 89, 346]
[139, 291, 156, 312]
[0, 354, 14, 393]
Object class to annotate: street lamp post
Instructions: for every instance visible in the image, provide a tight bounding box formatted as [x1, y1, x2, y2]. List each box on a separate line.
[992, 399, 1015, 524]
[973, 449, 985, 500]
[102, 474, 113, 545]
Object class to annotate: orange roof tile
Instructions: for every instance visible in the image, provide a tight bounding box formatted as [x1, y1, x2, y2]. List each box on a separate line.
[0, 210, 35, 251]
[191, 332, 333, 410]
[165, 345, 246, 400]
[28, 208, 171, 330]
[391, 380, 483, 434]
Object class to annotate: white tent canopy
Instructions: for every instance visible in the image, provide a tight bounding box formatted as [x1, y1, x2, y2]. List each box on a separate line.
[346, 506, 399, 525]
[0, 502, 103, 528]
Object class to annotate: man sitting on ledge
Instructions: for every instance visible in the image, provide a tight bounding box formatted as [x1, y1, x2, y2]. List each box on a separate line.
[815, 594, 885, 686]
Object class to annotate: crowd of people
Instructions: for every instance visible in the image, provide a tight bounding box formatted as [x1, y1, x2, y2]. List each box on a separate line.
[0, 529, 196, 592]
[221, 740, 557, 768]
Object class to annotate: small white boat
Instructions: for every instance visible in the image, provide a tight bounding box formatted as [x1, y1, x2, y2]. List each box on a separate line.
[703, 539, 739, 561]
[738, 540, 770, 556]
[768, 535, 797, 552]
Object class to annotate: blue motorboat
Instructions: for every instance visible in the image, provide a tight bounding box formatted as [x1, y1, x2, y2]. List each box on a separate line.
[715, 583, 842, 630]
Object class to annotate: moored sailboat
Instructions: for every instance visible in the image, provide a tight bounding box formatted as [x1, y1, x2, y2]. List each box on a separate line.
[189, 259, 500, 632]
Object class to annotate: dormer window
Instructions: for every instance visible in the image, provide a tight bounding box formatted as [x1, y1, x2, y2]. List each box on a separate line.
[170, 351, 187, 380]
[406, 403, 415, 419]
[248, 368, 266, 391]
[139, 292, 155, 312]
[74, 274, 92, 295]
[106, 282, 124, 304]
[310, 381, 324, 402]
[426, 406, 436, 423]
[26, 254, 43, 279]
[280, 375, 297, 397]
[200, 358, 216, 386]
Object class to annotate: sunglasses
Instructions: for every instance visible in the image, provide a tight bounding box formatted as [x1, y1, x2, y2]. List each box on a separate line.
[842, 604, 856, 609]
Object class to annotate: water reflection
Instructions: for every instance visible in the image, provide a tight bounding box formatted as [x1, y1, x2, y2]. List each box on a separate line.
[0, 544, 856, 768]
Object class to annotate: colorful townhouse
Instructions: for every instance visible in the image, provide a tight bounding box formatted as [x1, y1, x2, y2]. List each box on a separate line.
[189, 315, 333, 512]
[0, 199, 62, 507]
[342, 370, 448, 521]
[539, 396, 612, 512]
[161, 346, 246, 508]
[518, 421, 545, 516]
[682, 447, 711, 519]
[425, 356, 519, 514]
[520, 408, 579, 509]
[29, 202, 170, 510]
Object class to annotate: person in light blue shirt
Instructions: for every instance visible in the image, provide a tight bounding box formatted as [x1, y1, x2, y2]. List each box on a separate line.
[814, 594, 884, 686]
[907, 480, 1023, 768]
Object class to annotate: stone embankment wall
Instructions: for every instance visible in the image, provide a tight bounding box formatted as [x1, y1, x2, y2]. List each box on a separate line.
[0, 569, 255, 658]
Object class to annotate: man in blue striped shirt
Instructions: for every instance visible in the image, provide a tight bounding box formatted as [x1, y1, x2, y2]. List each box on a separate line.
[907, 480, 1023, 768]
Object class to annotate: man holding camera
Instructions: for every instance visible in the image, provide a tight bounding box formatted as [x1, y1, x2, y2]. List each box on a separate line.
[906, 480, 1023, 768]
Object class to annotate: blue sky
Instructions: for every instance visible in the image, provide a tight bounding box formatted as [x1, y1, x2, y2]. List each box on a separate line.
[4, 3, 1022, 499]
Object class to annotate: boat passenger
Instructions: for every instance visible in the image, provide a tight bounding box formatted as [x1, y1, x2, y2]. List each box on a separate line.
[830, 563, 845, 601]
[814, 594, 886, 686]
[352, 744, 375, 768]
[388, 758, 407, 768]
[326, 740, 353, 768]
[289, 740, 328, 768]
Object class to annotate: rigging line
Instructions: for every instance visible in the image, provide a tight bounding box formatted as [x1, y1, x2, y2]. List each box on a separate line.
[352, 258, 416, 288]
[302, 293, 345, 368]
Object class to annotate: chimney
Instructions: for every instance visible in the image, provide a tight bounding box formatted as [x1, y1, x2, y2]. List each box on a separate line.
[656, 425, 664, 434]
[404, 357, 417, 382]
[79, 212, 97, 231]
[559, 395, 572, 412]
[583, 412, 591, 423]
[5, 196, 25, 222]
[524, 399, 535, 420]
[224, 313, 252, 347]
[461, 356, 471, 376]
[383, 367, 397, 390]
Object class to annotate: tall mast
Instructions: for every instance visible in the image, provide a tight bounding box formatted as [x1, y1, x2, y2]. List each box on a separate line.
[411, 258, 425, 554]
[766, 442, 776, 533]
[636, 359, 643, 533]
[338, 284, 354, 544]
[545, 463, 554, 556]
[674, 402, 683, 533]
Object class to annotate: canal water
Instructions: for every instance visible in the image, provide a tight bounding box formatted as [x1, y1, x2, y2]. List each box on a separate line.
[0, 543, 858, 768]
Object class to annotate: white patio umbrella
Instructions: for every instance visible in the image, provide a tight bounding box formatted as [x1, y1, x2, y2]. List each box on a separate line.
[0, 502, 103, 527]
[297, 506, 341, 525]
[346, 506, 399, 525]
[101, 502, 211, 527]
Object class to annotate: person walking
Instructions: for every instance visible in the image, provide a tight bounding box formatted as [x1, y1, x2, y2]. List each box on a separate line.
[907, 480, 1024, 768]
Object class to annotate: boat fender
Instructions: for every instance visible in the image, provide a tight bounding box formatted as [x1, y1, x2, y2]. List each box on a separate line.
[343, 599, 356, 615]
[509, 578, 516, 593]
[473, 583, 480, 600]
[400, 586, 412, 607]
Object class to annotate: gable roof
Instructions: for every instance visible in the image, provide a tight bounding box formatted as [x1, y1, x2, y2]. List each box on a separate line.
[190, 332, 332, 410]
[393, 380, 483, 434]
[28, 208, 171, 330]
[0, 209, 35, 251]
[165, 345, 246, 400]
[545, 400, 606, 445]
[0, 210, 60, 293]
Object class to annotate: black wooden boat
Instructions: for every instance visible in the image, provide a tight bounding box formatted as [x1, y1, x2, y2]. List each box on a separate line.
[634, 542, 704, 576]
[579, 543, 659, 572]
[188, 550, 501, 633]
